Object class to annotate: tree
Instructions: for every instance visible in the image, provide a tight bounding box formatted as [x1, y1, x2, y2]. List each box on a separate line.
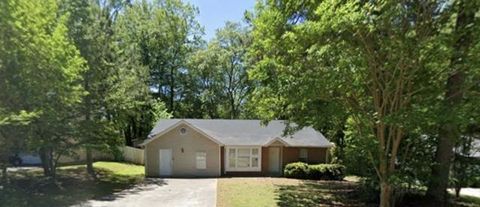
[247, 1, 455, 206]
[213, 22, 252, 119]
[0, 111, 38, 183]
[112, 0, 175, 145]
[188, 22, 252, 119]
[59, 0, 125, 177]
[0, 0, 85, 179]
[116, 0, 203, 117]
[451, 125, 480, 198]
[426, 0, 480, 202]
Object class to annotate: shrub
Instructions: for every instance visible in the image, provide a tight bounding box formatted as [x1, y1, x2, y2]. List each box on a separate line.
[471, 176, 480, 188]
[308, 164, 346, 180]
[283, 162, 346, 180]
[284, 162, 309, 178]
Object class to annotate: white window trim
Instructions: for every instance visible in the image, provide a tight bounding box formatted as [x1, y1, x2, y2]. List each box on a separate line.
[196, 151, 207, 170]
[225, 146, 262, 172]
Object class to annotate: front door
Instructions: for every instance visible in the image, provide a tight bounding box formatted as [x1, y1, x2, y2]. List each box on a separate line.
[159, 149, 172, 176]
[269, 147, 281, 174]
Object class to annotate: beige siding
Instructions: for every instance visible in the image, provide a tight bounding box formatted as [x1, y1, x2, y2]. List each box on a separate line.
[145, 124, 221, 177]
[268, 140, 285, 146]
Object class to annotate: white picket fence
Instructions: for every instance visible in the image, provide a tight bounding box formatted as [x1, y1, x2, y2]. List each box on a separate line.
[122, 146, 144, 165]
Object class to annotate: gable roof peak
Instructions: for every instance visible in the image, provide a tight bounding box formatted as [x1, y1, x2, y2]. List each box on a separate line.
[144, 119, 333, 148]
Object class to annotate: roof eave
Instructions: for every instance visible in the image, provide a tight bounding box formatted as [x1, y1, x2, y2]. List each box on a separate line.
[140, 119, 225, 146]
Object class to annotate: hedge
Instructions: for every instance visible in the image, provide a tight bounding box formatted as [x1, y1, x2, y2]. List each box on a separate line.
[284, 162, 309, 178]
[284, 162, 346, 180]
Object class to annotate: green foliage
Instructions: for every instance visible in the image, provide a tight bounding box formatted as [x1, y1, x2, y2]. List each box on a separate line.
[472, 176, 480, 188]
[187, 21, 252, 119]
[0, 0, 85, 176]
[247, 0, 480, 204]
[115, 0, 203, 117]
[284, 162, 346, 180]
[283, 162, 309, 179]
[151, 100, 172, 125]
[308, 164, 346, 180]
[59, 0, 125, 162]
[58, 0, 177, 149]
[0, 110, 39, 126]
[451, 126, 480, 194]
[342, 117, 378, 177]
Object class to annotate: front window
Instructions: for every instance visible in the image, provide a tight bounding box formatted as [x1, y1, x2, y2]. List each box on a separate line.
[196, 152, 206, 169]
[226, 147, 261, 171]
[299, 148, 308, 162]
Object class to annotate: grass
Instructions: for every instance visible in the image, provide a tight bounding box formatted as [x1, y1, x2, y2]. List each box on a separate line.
[454, 195, 480, 207]
[0, 161, 145, 207]
[217, 177, 370, 207]
[217, 178, 299, 207]
[217, 177, 480, 207]
[458, 196, 480, 206]
[398, 192, 480, 207]
[93, 161, 144, 176]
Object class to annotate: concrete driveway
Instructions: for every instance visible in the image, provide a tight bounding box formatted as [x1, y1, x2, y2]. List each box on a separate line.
[74, 178, 217, 207]
[448, 188, 480, 198]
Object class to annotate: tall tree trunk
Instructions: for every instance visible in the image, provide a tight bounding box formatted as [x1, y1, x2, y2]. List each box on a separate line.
[86, 147, 95, 178]
[1, 164, 7, 184]
[39, 147, 52, 177]
[169, 67, 175, 115]
[333, 125, 346, 162]
[131, 117, 137, 144]
[455, 187, 461, 198]
[378, 149, 393, 207]
[124, 124, 132, 146]
[40, 146, 57, 181]
[83, 76, 96, 178]
[380, 181, 392, 207]
[50, 149, 56, 181]
[230, 95, 236, 119]
[426, 0, 476, 203]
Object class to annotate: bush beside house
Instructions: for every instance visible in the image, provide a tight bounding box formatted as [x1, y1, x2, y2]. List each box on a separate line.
[284, 162, 346, 180]
[284, 162, 310, 179]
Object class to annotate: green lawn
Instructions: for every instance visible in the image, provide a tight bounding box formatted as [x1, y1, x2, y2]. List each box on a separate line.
[455, 195, 480, 207]
[0, 161, 145, 207]
[217, 177, 480, 207]
[75, 161, 144, 176]
[217, 178, 367, 207]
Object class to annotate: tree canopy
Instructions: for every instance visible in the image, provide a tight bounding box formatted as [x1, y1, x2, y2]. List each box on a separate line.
[247, 0, 480, 206]
[0, 0, 479, 206]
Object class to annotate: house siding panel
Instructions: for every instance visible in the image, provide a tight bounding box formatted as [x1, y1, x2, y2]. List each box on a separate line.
[282, 147, 300, 167]
[145, 124, 221, 177]
[307, 148, 327, 163]
[261, 147, 269, 175]
[282, 147, 328, 167]
[220, 146, 225, 175]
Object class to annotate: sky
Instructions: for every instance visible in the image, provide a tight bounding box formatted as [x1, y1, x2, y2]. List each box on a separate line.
[184, 0, 256, 41]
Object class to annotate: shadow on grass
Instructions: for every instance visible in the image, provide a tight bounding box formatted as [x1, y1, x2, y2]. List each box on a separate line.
[275, 179, 480, 207]
[275, 180, 374, 207]
[0, 166, 166, 207]
[398, 192, 480, 207]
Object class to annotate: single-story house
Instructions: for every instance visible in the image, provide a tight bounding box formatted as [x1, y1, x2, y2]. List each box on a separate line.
[140, 119, 334, 177]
